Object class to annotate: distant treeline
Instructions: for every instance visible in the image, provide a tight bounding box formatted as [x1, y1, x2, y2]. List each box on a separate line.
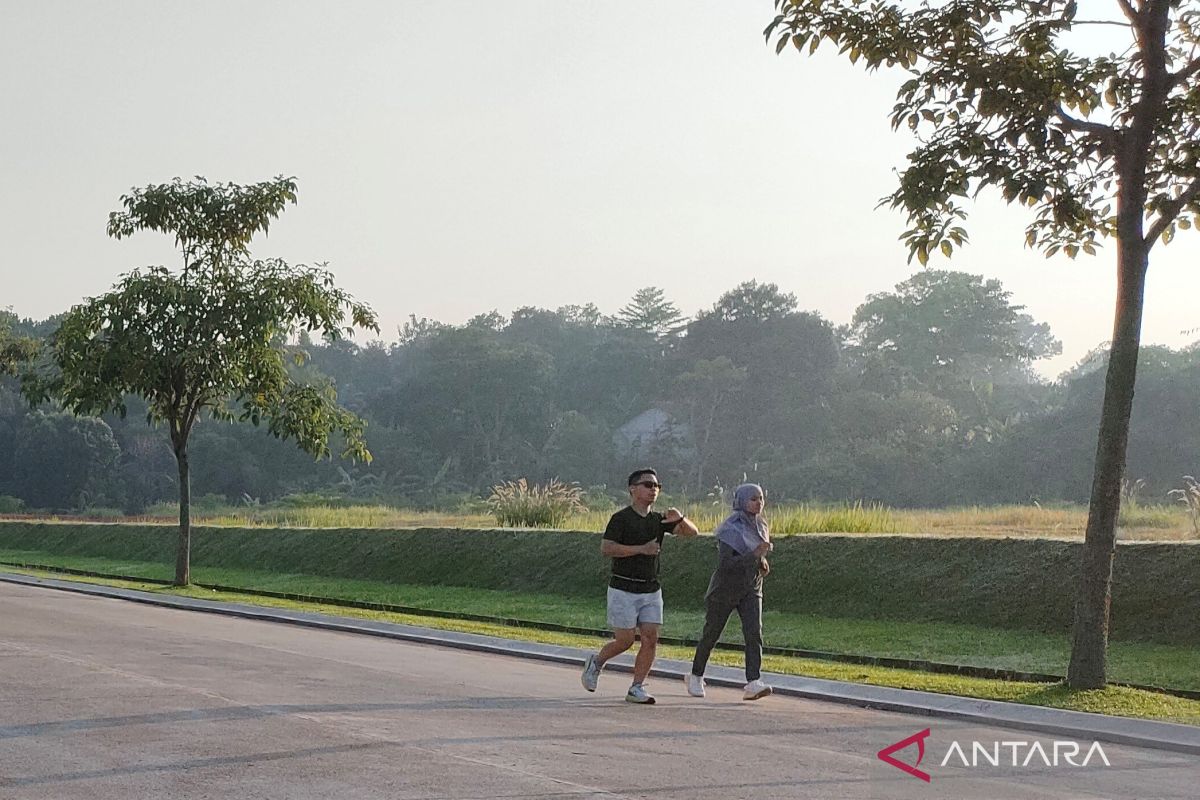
[3, 270, 1199, 512]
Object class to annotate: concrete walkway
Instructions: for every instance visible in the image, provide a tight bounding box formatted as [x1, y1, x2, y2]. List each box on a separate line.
[3, 570, 1196, 756]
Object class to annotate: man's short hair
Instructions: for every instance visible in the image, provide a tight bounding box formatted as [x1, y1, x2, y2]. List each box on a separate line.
[627, 468, 658, 487]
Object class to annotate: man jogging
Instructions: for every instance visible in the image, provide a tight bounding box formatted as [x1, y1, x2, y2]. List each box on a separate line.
[580, 468, 699, 703]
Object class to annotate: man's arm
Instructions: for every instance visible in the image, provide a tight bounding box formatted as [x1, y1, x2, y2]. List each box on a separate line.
[662, 507, 699, 537]
[601, 539, 660, 558]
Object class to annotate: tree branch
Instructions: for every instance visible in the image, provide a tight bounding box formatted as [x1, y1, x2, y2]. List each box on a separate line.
[1145, 177, 1200, 244]
[1115, 0, 1138, 26]
[1054, 106, 1118, 150]
[1170, 56, 1200, 89]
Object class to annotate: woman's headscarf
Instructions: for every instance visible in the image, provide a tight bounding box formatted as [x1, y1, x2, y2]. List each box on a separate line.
[714, 483, 769, 555]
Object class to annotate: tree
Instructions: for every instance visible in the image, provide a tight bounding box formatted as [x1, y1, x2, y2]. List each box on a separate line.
[9, 411, 121, 509]
[384, 325, 556, 486]
[851, 271, 1059, 384]
[699, 280, 796, 324]
[682, 282, 841, 477]
[615, 286, 686, 340]
[539, 410, 614, 486]
[398, 314, 450, 346]
[767, 0, 1200, 687]
[26, 177, 378, 585]
[0, 310, 38, 376]
[672, 357, 747, 493]
[849, 270, 1060, 435]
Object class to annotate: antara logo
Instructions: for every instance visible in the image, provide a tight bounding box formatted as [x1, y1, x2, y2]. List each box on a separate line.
[877, 728, 932, 782]
[877, 728, 1111, 782]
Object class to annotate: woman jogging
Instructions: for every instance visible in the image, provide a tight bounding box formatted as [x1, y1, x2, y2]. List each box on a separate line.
[686, 483, 773, 701]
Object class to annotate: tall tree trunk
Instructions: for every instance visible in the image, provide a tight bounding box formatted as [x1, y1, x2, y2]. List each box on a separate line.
[1067, 237, 1149, 689]
[1067, 1, 1164, 683]
[174, 446, 191, 586]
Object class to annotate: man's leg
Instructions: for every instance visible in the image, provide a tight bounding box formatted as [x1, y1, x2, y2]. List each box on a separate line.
[582, 627, 634, 692]
[631, 622, 660, 685]
[583, 588, 641, 691]
[597, 628, 637, 664]
[599, 587, 640, 664]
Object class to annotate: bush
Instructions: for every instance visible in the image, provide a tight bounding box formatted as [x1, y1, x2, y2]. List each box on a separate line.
[578, 485, 619, 512]
[487, 478, 585, 527]
[276, 492, 354, 509]
[0, 495, 25, 513]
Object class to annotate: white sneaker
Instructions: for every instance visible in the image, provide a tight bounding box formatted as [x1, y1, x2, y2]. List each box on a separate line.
[581, 653, 601, 692]
[625, 683, 656, 704]
[743, 679, 772, 701]
[685, 672, 706, 698]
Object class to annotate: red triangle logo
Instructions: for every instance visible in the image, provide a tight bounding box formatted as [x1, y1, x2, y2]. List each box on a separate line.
[877, 728, 932, 782]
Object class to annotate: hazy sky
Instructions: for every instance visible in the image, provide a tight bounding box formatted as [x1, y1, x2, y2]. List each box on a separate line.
[4, 1, 1198, 378]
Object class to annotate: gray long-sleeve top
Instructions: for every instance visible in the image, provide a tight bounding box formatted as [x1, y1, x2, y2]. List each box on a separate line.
[704, 540, 765, 604]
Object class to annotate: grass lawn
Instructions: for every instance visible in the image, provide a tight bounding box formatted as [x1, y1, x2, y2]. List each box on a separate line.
[2, 550, 1197, 725]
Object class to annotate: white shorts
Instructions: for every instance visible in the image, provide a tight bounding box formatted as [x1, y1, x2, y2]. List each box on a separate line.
[606, 587, 664, 630]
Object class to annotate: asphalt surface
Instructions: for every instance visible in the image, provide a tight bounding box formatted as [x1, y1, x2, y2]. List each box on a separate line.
[0, 580, 1195, 799]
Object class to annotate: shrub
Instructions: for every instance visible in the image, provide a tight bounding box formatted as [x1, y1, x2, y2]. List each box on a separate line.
[0, 495, 25, 514]
[276, 492, 354, 509]
[487, 478, 585, 527]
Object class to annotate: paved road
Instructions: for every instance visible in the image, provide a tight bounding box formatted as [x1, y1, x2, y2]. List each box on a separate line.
[0, 582, 1193, 799]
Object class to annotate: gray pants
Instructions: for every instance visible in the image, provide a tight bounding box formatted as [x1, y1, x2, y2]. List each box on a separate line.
[690, 590, 763, 682]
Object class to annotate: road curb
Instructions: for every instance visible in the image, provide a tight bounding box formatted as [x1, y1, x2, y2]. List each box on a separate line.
[3, 570, 1198, 756]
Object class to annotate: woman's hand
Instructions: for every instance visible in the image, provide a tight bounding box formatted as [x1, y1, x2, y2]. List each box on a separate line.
[758, 558, 770, 576]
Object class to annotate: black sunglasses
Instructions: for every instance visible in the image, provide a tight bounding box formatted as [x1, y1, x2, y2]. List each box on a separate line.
[633, 481, 662, 490]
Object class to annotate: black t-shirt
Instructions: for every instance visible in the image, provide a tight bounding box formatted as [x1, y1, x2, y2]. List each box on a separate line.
[603, 506, 676, 593]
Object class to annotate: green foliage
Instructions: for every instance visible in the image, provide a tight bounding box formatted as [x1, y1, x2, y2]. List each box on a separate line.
[851, 270, 1060, 386]
[26, 178, 378, 470]
[614, 286, 685, 340]
[700, 279, 797, 324]
[766, 1, 1200, 263]
[671, 357, 747, 493]
[276, 492, 356, 509]
[11, 262, 1200, 517]
[765, 0, 1200, 689]
[0, 310, 38, 377]
[9, 411, 121, 509]
[0, 495, 24, 513]
[106, 176, 299, 269]
[33, 258, 377, 463]
[848, 270, 1063, 441]
[487, 478, 586, 527]
[383, 325, 556, 485]
[540, 412, 615, 487]
[22, 176, 378, 584]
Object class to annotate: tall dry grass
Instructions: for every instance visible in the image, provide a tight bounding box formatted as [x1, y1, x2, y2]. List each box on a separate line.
[487, 479, 585, 527]
[9, 499, 1197, 540]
